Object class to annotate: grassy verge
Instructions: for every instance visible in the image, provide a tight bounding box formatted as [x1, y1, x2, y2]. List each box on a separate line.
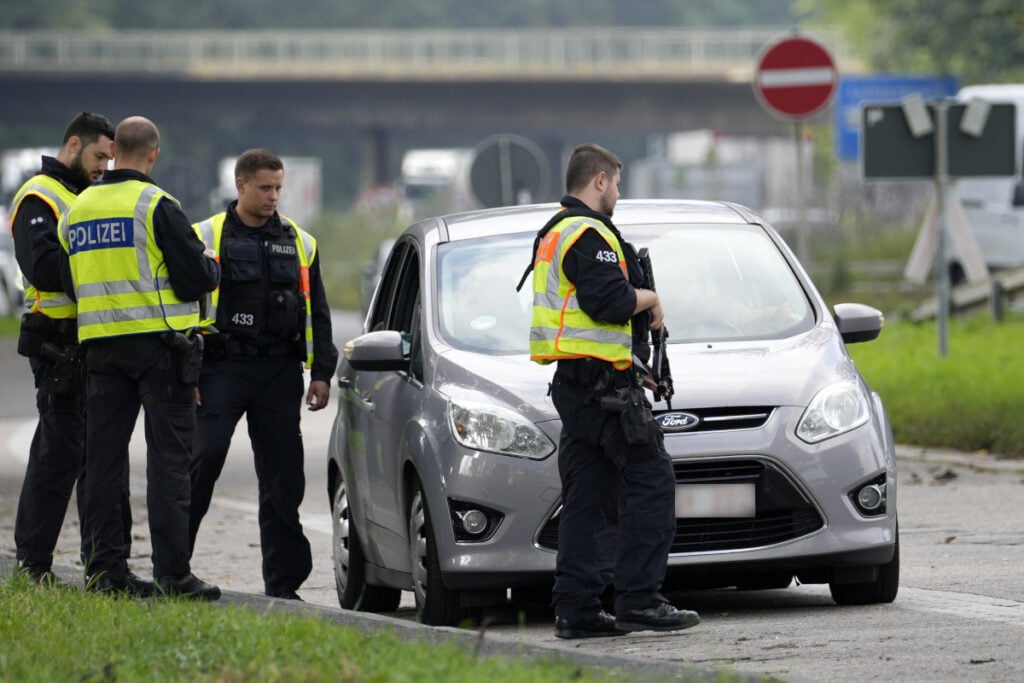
[848, 313, 1024, 456]
[0, 574, 640, 683]
[0, 314, 20, 337]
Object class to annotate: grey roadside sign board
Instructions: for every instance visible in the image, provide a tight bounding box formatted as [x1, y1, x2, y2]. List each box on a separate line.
[469, 134, 549, 208]
[861, 98, 1017, 357]
[862, 102, 1017, 179]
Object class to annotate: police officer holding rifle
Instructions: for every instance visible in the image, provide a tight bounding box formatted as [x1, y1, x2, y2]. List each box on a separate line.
[526, 143, 698, 639]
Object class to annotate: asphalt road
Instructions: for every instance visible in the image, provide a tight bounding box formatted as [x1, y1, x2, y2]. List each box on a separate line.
[3, 312, 1024, 682]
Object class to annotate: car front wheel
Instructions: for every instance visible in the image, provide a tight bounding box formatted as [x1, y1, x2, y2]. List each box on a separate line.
[409, 482, 474, 626]
[332, 475, 401, 612]
[829, 526, 900, 605]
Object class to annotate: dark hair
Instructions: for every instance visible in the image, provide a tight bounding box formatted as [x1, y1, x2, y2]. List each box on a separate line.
[62, 112, 114, 147]
[565, 143, 622, 193]
[235, 149, 284, 179]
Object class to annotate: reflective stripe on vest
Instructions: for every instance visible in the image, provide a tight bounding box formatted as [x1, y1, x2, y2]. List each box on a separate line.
[9, 175, 77, 318]
[529, 216, 632, 369]
[194, 213, 316, 368]
[59, 180, 199, 342]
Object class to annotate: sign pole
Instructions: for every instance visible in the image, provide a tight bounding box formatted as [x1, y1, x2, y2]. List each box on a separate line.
[934, 101, 950, 357]
[752, 33, 837, 266]
[794, 123, 809, 264]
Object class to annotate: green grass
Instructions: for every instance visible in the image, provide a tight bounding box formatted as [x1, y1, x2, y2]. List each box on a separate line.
[0, 575, 645, 683]
[0, 314, 20, 336]
[848, 314, 1024, 457]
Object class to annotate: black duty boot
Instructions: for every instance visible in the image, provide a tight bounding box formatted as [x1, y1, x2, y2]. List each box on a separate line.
[616, 602, 700, 632]
[555, 610, 626, 639]
[155, 573, 221, 601]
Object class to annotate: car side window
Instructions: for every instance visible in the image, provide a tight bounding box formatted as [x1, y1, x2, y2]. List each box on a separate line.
[391, 251, 420, 335]
[368, 241, 408, 331]
[409, 296, 424, 382]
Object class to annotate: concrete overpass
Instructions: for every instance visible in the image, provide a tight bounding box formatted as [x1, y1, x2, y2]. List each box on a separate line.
[0, 28, 858, 209]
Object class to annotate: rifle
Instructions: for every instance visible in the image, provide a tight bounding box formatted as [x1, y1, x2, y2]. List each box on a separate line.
[637, 248, 673, 410]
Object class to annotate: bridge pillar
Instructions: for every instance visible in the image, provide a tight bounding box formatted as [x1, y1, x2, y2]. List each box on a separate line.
[363, 127, 392, 187]
[536, 136, 566, 202]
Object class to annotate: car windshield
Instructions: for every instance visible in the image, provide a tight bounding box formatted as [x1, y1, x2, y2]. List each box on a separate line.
[436, 223, 814, 354]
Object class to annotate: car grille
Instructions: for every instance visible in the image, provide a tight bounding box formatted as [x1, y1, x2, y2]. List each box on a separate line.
[656, 406, 774, 433]
[535, 458, 824, 554]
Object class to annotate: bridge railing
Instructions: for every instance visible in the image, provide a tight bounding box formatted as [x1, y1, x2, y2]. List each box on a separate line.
[0, 28, 855, 80]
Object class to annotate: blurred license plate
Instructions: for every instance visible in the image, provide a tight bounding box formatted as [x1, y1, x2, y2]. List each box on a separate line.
[675, 483, 755, 518]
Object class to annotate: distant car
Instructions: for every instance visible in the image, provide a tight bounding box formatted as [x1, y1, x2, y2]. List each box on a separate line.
[328, 200, 898, 626]
[0, 226, 25, 317]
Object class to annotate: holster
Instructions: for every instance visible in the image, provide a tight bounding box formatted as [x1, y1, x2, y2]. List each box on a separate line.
[18, 312, 51, 358]
[600, 385, 652, 446]
[162, 331, 205, 386]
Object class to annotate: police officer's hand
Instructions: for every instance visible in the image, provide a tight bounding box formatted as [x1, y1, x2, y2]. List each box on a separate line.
[648, 300, 665, 332]
[634, 288, 665, 331]
[306, 379, 330, 411]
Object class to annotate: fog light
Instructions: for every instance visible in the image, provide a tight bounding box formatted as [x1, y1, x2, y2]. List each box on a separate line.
[856, 483, 885, 511]
[458, 509, 489, 536]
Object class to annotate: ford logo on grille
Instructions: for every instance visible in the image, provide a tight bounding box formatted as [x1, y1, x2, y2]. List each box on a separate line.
[656, 412, 700, 432]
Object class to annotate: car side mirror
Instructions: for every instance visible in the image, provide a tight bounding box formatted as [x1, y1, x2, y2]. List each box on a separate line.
[833, 303, 883, 344]
[344, 330, 409, 371]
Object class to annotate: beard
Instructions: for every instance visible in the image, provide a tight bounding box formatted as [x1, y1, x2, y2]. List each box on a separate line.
[599, 192, 616, 217]
[68, 151, 96, 188]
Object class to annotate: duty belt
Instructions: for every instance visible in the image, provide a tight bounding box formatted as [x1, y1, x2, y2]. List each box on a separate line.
[555, 357, 614, 387]
[227, 339, 293, 357]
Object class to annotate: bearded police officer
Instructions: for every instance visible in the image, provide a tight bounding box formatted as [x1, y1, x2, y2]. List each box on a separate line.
[59, 116, 222, 599]
[529, 144, 699, 638]
[9, 112, 132, 587]
[188, 149, 338, 601]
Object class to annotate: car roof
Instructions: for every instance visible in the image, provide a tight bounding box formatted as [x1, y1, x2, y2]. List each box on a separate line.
[436, 199, 758, 243]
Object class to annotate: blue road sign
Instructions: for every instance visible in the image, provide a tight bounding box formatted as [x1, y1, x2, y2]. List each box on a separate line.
[836, 74, 958, 160]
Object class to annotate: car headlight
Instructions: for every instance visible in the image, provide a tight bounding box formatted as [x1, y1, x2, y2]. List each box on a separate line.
[796, 380, 870, 444]
[448, 398, 555, 460]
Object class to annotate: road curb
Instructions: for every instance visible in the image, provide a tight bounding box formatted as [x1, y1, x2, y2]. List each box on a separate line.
[0, 553, 765, 683]
[895, 445, 1024, 474]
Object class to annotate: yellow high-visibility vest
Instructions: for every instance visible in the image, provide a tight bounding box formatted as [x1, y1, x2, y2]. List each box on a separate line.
[59, 179, 199, 342]
[9, 174, 78, 318]
[530, 215, 632, 369]
[193, 212, 315, 368]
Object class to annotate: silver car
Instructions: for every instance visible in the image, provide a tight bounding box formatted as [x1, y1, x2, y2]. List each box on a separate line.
[328, 200, 898, 626]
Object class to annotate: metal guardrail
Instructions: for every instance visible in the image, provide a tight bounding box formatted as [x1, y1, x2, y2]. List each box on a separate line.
[0, 27, 856, 80]
[912, 265, 1024, 321]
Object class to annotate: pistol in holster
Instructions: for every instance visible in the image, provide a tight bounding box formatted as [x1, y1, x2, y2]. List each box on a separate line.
[163, 331, 205, 386]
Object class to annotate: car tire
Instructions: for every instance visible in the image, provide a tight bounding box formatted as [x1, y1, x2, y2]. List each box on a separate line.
[829, 526, 900, 606]
[409, 482, 474, 626]
[332, 476, 401, 612]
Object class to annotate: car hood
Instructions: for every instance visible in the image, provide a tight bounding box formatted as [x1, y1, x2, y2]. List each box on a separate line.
[433, 350, 560, 424]
[432, 324, 857, 423]
[667, 326, 857, 409]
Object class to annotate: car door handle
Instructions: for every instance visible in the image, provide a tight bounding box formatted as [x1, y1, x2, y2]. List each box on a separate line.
[337, 375, 351, 389]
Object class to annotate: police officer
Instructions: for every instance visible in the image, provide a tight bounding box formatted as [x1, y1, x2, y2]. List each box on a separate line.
[529, 144, 699, 638]
[60, 116, 221, 599]
[188, 149, 338, 601]
[9, 112, 132, 586]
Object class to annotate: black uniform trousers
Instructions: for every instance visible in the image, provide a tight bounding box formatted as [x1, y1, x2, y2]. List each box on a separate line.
[14, 352, 87, 571]
[550, 373, 677, 621]
[83, 335, 195, 581]
[189, 354, 311, 596]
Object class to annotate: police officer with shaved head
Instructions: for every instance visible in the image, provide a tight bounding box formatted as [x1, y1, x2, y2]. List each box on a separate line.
[59, 116, 221, 599]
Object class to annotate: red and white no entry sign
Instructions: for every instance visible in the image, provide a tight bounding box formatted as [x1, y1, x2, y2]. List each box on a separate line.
[753, 34, 838, 121]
